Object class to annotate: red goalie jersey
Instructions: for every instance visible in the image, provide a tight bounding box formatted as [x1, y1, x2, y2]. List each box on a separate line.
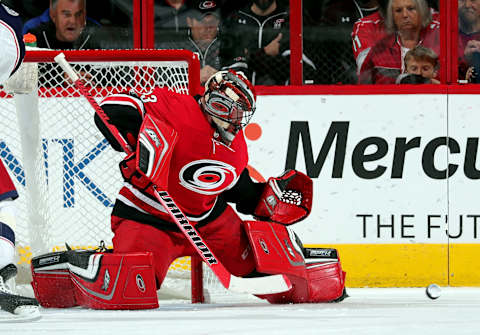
[88, 71, 345, 305]
[98, 87, 251, 229]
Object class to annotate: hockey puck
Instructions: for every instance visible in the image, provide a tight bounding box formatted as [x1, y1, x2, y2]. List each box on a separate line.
[426, 284, 441, 299]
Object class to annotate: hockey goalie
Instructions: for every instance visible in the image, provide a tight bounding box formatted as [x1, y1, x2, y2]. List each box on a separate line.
[30, 70, 346, 309]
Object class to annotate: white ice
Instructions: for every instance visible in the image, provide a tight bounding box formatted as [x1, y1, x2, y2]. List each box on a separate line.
[1, 287, 480, 335]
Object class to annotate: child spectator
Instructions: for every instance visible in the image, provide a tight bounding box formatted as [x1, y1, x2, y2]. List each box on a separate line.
[396, 45, 440, 83]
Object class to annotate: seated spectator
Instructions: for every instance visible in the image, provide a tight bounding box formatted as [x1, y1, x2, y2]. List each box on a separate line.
[220, 0, 316, 85]
[158, 0, 221, 85]
[458, 0, 480, 82]
[154, 0, 191, 45]
[396, 45, 440, 83]
[321, 1, 382, 26]
[351, 1, 388, 74]
[25, 0, 101, 50]
[22, 8, 100, 35]
[308, 0, 385, 84]
[358, 0, 440, 84]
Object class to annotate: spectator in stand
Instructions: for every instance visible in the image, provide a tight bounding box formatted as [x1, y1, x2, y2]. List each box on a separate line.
[358, 0, 440, 84]
[321, 1, 382, 27]
[458, 0, 480, 83]
[352, 0, 439, 77]
[351, 1, 388, 75]
[158, 0, 221, 85]
[220, 0, 317, 85]
[154, 0, 191, 45]
[25, 0, 101, 50]
[308, 0, 385, 84]
[22, 7, 100, 36]
[396, 45, 440, 83]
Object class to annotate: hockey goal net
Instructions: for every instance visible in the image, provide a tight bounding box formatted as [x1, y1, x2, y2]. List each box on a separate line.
[0, 49, 237, 303]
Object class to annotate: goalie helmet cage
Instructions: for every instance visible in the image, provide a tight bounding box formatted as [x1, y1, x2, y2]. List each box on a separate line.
[0, 49, 241, 304]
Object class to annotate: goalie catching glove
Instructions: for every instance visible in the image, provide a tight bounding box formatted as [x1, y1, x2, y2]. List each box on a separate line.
[254, 170, 313, 225]
[120, 114, 178, 190]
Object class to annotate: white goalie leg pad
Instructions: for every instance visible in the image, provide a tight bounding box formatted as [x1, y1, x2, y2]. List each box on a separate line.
[0, 199, 16, 270]
[31, 250, 159, 310]
[0, 198, 17, 230]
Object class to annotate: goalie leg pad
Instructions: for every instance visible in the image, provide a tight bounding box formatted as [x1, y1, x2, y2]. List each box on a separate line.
[30, 251, 77, 308]
[255, 261, 346, 304]
[243, 220, 306, 278]
[305, 260, 346, 303]
[244, 221, 346, 303]
[31, 250, 158, 310]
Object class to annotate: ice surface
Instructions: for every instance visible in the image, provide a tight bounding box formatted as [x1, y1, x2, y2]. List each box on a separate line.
[1, 287, 479, 335]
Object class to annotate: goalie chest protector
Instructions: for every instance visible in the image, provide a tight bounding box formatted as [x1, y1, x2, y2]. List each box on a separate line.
[140, 87, 248, 217]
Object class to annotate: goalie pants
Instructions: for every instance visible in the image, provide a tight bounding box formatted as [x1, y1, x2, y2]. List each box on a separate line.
[111, 205, 256, 289]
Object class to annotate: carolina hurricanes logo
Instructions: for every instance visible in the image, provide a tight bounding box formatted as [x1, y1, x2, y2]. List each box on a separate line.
[199, 1, 216, 10]
[179, 160, 237, 195]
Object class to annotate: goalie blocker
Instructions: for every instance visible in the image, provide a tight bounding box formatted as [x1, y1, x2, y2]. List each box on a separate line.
[30, 250, 158, 310]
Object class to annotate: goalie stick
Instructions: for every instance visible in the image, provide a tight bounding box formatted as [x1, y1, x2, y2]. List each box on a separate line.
[53, 53, 292, 296]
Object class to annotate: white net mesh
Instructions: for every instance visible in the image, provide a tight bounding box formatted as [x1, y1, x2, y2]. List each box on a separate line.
[3, 62, 38, 94]
[0, 50, 234, 301]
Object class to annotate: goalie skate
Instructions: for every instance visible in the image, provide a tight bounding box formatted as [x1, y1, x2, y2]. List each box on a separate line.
[0, 264, 40, 321]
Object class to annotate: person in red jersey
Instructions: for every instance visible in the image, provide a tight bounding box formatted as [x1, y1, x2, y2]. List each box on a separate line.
[351, 1, 389, 75]
[358, 0, 440, 84]
[84, 69, 346, 306]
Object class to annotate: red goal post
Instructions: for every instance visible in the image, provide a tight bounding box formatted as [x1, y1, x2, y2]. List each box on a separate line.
[1, 49, 214, 303]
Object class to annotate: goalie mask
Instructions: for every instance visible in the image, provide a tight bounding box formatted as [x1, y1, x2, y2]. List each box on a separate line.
[202, 70, 256, 145]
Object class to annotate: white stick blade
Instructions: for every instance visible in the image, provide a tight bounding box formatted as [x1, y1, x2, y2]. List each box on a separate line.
[0, 306, 41, 323]
[228, 274, 291, 295]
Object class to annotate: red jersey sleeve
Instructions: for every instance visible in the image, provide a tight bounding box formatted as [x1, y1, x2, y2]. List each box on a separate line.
[351, 12, 386, 72]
